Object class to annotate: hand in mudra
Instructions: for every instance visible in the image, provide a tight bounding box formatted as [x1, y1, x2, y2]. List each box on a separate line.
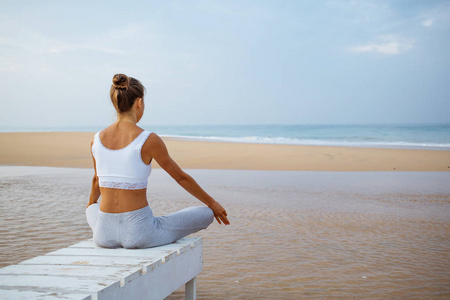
[209, 201, 230, 225]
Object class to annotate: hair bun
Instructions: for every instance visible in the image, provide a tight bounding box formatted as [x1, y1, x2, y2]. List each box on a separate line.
[112, 74, 129, 90]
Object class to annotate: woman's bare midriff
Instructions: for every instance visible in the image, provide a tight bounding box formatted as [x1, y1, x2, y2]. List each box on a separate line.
[99, 188, 148, 213]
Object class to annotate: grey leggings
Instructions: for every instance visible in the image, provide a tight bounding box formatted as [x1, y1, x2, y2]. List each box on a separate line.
[86, 203, 214, 249]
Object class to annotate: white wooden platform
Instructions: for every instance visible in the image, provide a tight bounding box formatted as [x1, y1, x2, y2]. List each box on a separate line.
[0, 237, 203, 300]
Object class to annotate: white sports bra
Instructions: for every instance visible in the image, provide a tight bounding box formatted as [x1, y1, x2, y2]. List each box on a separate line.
[92, 130, 152, 190]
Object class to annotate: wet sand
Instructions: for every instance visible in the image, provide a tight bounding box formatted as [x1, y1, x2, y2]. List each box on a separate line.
[1, 167, 449, 299]
[1, 132, 450, 171]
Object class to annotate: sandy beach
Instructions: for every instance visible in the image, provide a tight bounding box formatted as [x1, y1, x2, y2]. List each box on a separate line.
[0, 132, 449, 171]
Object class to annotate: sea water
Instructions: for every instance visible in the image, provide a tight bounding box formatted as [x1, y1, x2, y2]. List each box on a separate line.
[150, 124, 450, 149]
[2, 124, 450, 150]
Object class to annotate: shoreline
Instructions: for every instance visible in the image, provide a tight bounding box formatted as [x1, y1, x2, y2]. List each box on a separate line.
[1, 131, 449, 171]
[2, 130, 449, 151]
[162, 135, 450, 151]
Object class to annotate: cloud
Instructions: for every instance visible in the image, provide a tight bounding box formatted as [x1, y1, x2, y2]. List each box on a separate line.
[46, 42, 125, 55]
[0, 57, 20, 72]
[419, 2, 450, 28]
[0, 32, 125, 55]
[0, 22, 148, 56]
[348, 35, 413, 55]
[421, 18, 434, 27]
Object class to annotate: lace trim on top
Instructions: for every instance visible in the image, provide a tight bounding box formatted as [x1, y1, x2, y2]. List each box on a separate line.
[99, 180, 147, 190]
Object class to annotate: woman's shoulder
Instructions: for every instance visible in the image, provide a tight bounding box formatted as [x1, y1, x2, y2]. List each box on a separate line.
[90, 130, 101, 146]
[143, 131, 162, 144]
[142, 131, 165, 150]
[141, 132, 166, 163]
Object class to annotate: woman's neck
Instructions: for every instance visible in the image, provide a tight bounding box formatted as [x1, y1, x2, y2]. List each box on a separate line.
[116, 112, 137, 125]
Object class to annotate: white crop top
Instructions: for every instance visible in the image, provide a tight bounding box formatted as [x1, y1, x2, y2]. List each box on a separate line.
[92, 130, 152, 190]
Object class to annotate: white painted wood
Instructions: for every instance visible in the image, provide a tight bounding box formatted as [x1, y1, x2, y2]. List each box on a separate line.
[0, 273, 119, 293]
[68, 239, 98, 248]
[0, 264, 142, 278]
[47, 247, 171, 258]
[0, 289, 91, 300]
[185, 277, 197, 300]
[96, 243, 203, 300]
[0, 237, 202, 300]
[20, 255, 156, 267]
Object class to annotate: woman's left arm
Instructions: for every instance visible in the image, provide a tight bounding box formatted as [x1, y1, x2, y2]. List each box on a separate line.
[87, 137, 100, 207]
[146, 133, 230, 225]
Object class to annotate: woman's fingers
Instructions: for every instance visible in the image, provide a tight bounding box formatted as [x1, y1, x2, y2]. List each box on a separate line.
[215, 215, 222, 225]
[214, 212, 230, 225]
[220, 208, 229, 225]
[218, 212, 230, 225]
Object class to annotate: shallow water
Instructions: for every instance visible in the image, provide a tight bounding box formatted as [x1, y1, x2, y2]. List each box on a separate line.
[1, 167, 449, 299]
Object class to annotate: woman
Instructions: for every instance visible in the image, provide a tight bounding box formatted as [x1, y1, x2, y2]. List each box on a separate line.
[86, 74, 229, 249]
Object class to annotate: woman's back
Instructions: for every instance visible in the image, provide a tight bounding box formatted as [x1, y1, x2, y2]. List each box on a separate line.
[93, 124, 152, 213]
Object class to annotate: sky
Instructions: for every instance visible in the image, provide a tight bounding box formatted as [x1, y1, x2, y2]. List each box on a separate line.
[1, 0, 449, 128]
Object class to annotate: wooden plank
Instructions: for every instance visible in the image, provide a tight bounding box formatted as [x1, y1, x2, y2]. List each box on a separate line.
[46, 244, 196, 264]
[0, 289, 91, 300]
[67, 240, 96, 248]
[19, 255, 157, 268]
[0, 264, 142, 279]
[0, 274, 119, 294]
[46, 247, 171, 258]
[48, 238, 201, 259]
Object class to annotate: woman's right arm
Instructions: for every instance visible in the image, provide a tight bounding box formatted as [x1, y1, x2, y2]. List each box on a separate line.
[146, 133, 230, 225]
[87, 137, 100, 208]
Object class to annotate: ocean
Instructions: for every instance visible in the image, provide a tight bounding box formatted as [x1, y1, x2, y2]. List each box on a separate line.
[2, 124, 450, 150]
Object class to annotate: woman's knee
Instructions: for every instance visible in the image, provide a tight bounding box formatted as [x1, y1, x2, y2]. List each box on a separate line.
[201, 207, 214, 228]
[185, 206, 214, 228]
